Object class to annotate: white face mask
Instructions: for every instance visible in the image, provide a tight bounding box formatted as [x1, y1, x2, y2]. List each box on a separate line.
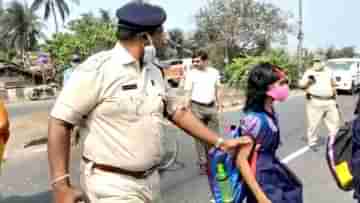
[143, 45, 156, 64]
[142, 32, 157, 65]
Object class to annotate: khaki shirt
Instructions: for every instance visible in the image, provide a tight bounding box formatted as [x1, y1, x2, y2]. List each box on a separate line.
[299, 67, 334, 97]
[51, 43, 184, 171]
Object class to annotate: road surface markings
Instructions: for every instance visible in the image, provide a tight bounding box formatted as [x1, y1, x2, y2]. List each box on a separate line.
[31, 145, 48, 153]
[281, 145, 310, 164]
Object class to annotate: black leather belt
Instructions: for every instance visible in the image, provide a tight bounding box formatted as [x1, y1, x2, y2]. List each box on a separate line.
[191, 100, 215, 107]
[310, 94, 335, 100]
[82, 156, 156, 179]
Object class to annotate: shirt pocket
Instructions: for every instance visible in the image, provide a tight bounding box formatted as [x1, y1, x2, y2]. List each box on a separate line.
[137, 94, 164, 117]
[99, 90, 165, 122]
[99, 88, 143, 121]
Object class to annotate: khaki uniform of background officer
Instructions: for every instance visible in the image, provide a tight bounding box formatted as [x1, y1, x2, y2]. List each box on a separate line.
[47, 2, 250, 203]
[298, 56, 340, 150]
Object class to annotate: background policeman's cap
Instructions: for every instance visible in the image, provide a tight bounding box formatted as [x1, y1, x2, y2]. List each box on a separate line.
[313, 55, 325, 62]
[116, 2, 167, 33]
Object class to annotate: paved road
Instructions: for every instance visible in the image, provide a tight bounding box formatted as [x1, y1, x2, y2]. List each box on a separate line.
[0, 95, 358, 203]
[6, 100, 54, 118]
[4, 100, 55, 154]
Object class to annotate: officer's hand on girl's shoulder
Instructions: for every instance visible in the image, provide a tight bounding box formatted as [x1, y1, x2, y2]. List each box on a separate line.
[219, 136, 252, 152]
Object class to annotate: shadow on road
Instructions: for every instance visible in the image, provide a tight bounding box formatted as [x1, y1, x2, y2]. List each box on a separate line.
[0, 191, 51, 203]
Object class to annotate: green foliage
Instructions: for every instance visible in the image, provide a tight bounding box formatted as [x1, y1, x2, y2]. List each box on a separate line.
[324, 46, 357, 59]
[265, 49, 298, 86]
[43, 32, 78, 66]
[42, 12, 116, 67]
[0, 1, 45, 53]
[225, 55, 262, 88]
[31, 0, 80, 32]
[225, 49, 298, 88]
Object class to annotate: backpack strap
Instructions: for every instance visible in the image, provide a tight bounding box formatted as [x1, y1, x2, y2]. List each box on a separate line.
[246, 112, 271, 145]
[246, 112, 271, 174]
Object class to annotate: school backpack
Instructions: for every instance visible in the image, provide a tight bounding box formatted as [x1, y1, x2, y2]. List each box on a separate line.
[326, 121, 353, 191]
[207, 113, 268, 203]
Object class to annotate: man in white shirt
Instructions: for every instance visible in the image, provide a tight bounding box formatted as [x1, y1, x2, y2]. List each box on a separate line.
[298, 56, 340, 151]
[184, 50, 223, 174]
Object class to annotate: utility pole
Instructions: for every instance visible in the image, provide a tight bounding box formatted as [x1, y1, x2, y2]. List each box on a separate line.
[297, 0, 304, 77]
[224, 0, 231, 65]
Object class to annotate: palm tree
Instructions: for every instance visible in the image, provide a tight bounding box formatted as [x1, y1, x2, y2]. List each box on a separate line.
[0, 1, 45, 67]
[99, 9, 111, 24]
[31, 0, 79, 33]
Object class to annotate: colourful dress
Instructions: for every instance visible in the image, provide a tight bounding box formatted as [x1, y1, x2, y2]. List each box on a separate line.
[240, 111, 303, 203]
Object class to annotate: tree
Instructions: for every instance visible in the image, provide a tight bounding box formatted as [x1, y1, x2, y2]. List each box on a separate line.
[169, 29, 184, 57]
[43, 11, 116, 67]
[225, 49, 297, 88]
[99, 8, 112, 24]
[324, 45, 356, 59]
[156, 28, 193, 60]
[194, 0, 293, 66]
[325, 46, 336, 59]
[167, 28, 193, 58]
[31, 0, 79, 33]
[337, 46, 356, 58]
[0, 0, 45, 67]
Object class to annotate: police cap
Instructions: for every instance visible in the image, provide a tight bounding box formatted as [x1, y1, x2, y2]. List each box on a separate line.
[116, 2, 167, 33]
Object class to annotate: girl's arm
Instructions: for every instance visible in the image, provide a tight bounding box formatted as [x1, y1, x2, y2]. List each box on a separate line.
[236, 137, 271, 203]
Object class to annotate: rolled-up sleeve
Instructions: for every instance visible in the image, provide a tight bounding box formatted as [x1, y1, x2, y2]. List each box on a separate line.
[184, 70, 193, 92]
[51, 68, 103, 125]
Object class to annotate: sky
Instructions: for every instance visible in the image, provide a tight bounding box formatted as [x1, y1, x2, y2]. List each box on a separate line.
[4, 0, 360, 51]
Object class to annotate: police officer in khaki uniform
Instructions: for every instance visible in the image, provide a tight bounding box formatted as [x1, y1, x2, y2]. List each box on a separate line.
[47, 2, 250, 203]
[299, 56, 340, 151]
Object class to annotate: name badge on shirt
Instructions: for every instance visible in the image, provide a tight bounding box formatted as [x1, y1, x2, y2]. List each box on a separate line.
[122, 84, 138, 91]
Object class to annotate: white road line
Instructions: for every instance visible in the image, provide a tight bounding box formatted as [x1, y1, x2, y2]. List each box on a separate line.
[32, 145, 48, 153]
[281, 146, 310, 164]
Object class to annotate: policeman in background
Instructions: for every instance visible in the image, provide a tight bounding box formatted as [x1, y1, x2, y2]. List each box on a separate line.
[47, 2, 250, 203]
[298, 56, 340, 151]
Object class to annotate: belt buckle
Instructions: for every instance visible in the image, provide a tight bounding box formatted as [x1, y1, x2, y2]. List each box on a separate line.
[84, 161, 94, 176]
[141, 167, 156, 178]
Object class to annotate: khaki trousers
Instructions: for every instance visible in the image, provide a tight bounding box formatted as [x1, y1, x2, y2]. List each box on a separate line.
[81, 160, 161, 203]
[306, 98, 340, 146]
[190, 101, 220, 165]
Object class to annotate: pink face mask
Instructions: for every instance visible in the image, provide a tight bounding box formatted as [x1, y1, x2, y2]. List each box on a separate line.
[266, 85, 289, 102]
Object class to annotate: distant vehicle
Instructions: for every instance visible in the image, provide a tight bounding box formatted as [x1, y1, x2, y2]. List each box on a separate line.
[25, 83, 58, 100]
[160, 58, 192, 88]
[326, 58, 360, 93]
